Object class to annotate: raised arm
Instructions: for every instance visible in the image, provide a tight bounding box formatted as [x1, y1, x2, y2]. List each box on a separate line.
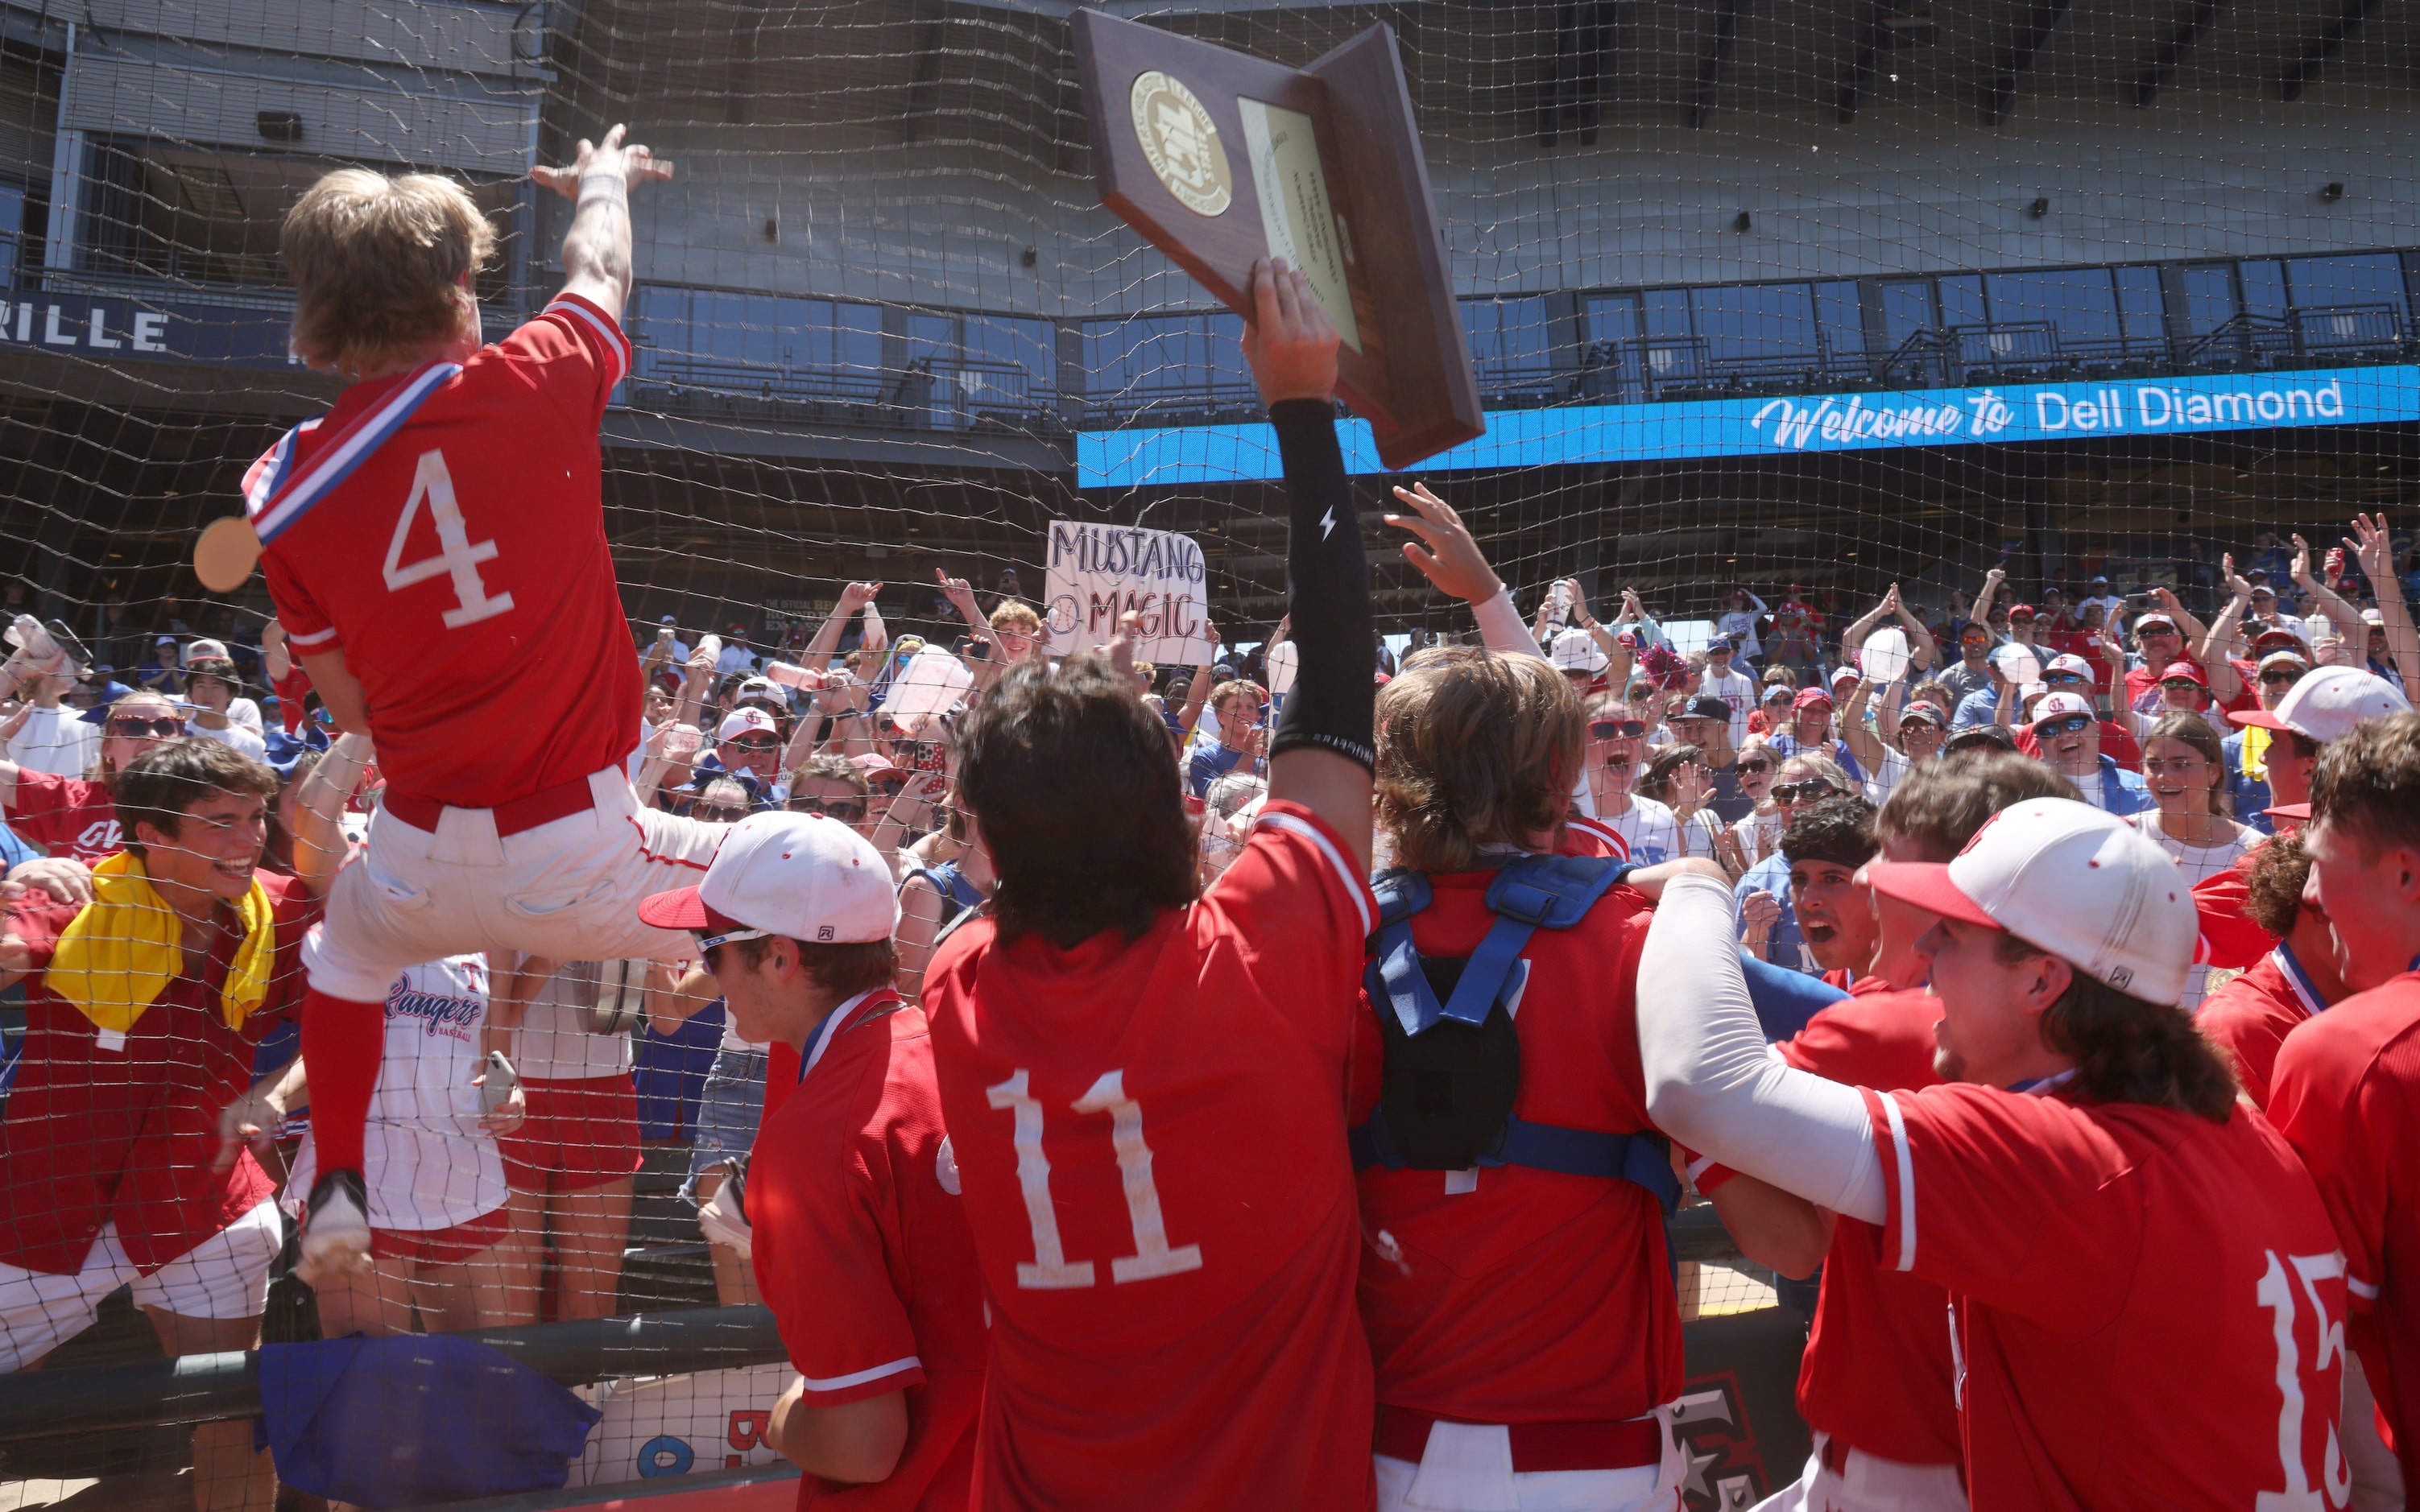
[2349, 514, 2420, 691]
[1971, 564, 2006, 630]
[805, 583, 882, 665]
[1173, 625, 1221, 738]
[1894, 590, 1935, 671]
[289, 732, 373, 899]
[1568, 580, 1636, 692]
[531, 124, 673, 325]
[1839, 674, 1886, 774]
[1247, 259, 1373, 875]
[1384, 482, 1536, 659]
[2199, 556, 2252, 704]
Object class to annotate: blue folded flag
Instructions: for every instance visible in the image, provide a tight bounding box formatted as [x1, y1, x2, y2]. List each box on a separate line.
[259, 1333, 602, 1509]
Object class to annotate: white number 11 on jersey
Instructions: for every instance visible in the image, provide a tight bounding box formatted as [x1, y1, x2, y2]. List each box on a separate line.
[384, 449, 515, 629]
[987, 1068, 1204, 1290]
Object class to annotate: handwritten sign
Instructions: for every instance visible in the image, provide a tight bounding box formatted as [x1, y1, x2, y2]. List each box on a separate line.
[1044, 520, 1213, 664]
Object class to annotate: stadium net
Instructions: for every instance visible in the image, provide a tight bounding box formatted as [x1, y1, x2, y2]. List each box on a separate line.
[0, 0, 2414, 1503]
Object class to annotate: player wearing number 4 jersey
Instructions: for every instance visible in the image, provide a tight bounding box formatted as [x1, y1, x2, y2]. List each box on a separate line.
[923, 260, 1385, 1510]
[1640, 798, 2348, 1510]
[248, 129, 725, 1283]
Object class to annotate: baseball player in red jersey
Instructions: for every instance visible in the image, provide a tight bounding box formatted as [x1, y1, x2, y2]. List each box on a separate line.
[636, 814, 985, 1510]
[920, 263, 1384, 1510]
[1345, 647, 1707, 1510]
[242, 130, 730, 1279]
[2268, 713, 2420, 1497]
[1640, 798, 2347, 1509]
[1698, 758, 2078, 1511]
[2198, 830, 2348, 1109]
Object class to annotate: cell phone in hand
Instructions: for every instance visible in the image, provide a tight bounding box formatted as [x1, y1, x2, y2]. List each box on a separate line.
[480, 1051, 519, 1114]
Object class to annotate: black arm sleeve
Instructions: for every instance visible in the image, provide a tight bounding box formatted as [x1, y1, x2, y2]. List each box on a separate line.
[1268, 399, 1374, 771]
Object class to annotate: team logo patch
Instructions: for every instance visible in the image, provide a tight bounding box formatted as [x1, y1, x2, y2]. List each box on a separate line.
[1131, 71, 1231, 218]
[1672, 1371, 1776, 1510]
[817, 925, 835, 941]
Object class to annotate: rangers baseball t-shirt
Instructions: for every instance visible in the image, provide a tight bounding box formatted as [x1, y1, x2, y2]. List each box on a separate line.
[2266, 970, 2420, 1494]
[252, 294, 640, 811]
[922, 799, 1378, 1512]
[0, 870, 319, 1274]
[1347, 865, 1683, 1427]
[751, 991, 985, 1512]
[1858, 1080, 2346, 1507]
[2, 770, 124, 863]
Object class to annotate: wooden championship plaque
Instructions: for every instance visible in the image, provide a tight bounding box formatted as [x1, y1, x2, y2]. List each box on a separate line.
[1073, 11, 1483, 472]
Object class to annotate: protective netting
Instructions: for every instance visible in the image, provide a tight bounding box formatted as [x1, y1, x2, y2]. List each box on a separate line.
[1, 0, 2416, 1505]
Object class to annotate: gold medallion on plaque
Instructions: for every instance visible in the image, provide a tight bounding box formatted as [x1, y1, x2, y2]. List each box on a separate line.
[1130, 71, 1232, 217]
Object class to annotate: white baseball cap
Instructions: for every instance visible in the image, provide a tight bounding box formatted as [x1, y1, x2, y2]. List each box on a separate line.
[2043, 653, 2094, 680]
[1866, 796, 2197, 1006]
[1829, 663, 1860, 688]
[184, 638, 233, 667]
[2029, 690, 2095, 728]
[637, 812, 897, 946]
[717, 707, 777, 742]
[733, 676, 784, 708]
[2230, 666, 2410, 742]
[1549, 626, 1607, 673]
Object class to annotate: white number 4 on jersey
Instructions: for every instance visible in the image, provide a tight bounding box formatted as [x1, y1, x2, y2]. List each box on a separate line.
[385, 449, 515, 629]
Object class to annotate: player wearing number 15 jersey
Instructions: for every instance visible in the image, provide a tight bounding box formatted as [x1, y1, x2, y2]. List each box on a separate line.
[251, 130, 729, 1283]
[923, 262, 1382, 1511]
[1638, 800, 2348, 1509]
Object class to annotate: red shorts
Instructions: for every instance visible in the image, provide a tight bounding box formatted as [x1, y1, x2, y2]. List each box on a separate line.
[500, 1072, 643, 1194]
[370, 1205, 510, 1269]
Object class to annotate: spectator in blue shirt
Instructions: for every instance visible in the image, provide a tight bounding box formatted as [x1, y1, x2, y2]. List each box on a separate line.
[1185, 677, 1266, 798]
[2029, 691, 2153, 815]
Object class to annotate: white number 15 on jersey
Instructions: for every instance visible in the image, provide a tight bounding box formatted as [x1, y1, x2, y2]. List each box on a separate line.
[988, 1068, 1203, 1289]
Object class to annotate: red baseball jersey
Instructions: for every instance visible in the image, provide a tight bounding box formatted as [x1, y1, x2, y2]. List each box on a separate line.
[0, 870, 319, 1273]
[251, 294, 640, 810]
[3, 770, 124, 863]
[1859, 1081, 2346, 1507]
[1776, 987, 1960, 1469]
[2266, 971, 2420, 1493]
[1347, 869, 1680, 1426]
[750, 992, 986, 1512]
[2199, 946, 2328, 1109]
[1560, 814, 1628, 859]
[921, 799, 1378, 1512]
[2191, 847, 2279, 973]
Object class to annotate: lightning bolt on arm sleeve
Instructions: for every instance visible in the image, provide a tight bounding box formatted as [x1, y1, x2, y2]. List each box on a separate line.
[1268, 399, 1373, 771]
[1637, 874, 1887, 1223]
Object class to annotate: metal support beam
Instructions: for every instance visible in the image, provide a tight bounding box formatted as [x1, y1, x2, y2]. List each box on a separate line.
[1834, 2, 1890, 123]
[1979, 0, 2070, 126]
[1689, 0, 1745, 128]
[1537, 0, 1618, 148]
[2133, 0, 2225, 107]
[2276, 0, 2383, 101]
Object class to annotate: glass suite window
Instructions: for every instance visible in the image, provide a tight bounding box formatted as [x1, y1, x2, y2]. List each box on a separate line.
[1937, 275, 1986, 330]
[1814, 281, 1863, 356]
[1082, 312, 1246, 404]
[2177, 263, 2238, 336]
[1983, 269, 2122, 344]
[2286, 253, 2409, 316]
[1877, 280, 1935, 348]
[2115, 265, 2167, 345]
[1459, 295, 1561, 380]
[1690, 283, 1817, 361]
[2240, 261, 2287, 322]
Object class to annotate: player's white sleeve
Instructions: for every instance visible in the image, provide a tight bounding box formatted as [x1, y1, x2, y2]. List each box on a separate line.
[1637, 873, 1887, 1224]
[1471, 589, 1548, 662]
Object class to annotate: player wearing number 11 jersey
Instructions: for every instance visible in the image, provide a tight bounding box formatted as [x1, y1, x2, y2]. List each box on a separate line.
[923, 262, 1382, 1510]
[252, 130, 726, 1281]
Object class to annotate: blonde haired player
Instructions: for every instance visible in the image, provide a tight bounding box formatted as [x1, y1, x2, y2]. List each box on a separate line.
[239, 128, 730, 1282]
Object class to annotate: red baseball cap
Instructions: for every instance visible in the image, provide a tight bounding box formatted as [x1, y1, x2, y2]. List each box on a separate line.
[2157, 660, 2207, 687]
[2265, 801, 2312, 823]
[2008, 603, 2037, 622]
[1792, 687, 1835, 712]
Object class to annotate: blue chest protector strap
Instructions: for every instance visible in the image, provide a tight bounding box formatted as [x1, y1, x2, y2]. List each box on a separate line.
[1351, 854, 1682, 1217]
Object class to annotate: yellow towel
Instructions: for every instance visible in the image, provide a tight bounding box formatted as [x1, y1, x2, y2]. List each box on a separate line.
[48, 851, 275, 1033]
[2240, 725, 2271, 782]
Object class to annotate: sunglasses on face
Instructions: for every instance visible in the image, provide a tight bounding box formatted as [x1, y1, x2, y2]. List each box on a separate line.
[1772, 780, 1830, 804]
[1734, 758, 1773, 775]
[2040, 714, 2095, 737]
[2045, 672, 2085, 686]
[697, 804, 750, 824]
[1589, 719, 1647, 741]
[2160, 680, 2203, 694]
[108, 717, 184, 737]
[729, 733, 782, 752]
[790, 795, 869, 822]
[2260, 668, 2303, 685]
